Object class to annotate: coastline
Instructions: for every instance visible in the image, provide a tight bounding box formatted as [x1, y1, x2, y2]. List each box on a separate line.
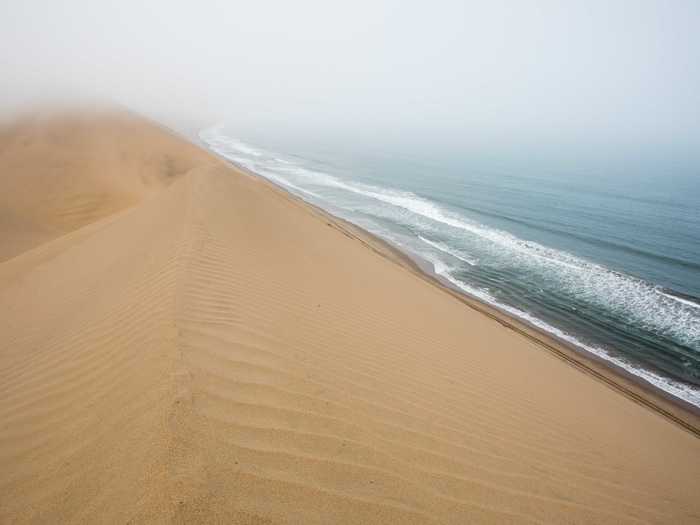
[191, 131, 700, 437]
[3, 110, 700, 522]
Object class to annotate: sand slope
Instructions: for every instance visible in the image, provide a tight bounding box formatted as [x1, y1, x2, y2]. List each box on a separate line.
[1, 112, 699, 524]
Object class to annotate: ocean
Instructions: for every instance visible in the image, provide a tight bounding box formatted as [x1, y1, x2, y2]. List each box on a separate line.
[200, 126, 700, 407]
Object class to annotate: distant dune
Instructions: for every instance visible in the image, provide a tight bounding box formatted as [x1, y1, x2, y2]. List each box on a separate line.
[0, 111, 699, 524]
[0, 111, 211, 261]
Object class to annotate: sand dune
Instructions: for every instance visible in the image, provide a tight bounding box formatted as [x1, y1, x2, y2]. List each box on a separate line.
[0, 110, 212, 261]
[1, 112, 699, 524]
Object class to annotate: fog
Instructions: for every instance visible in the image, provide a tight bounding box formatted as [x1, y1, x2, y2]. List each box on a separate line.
[2, 1, 699, 162]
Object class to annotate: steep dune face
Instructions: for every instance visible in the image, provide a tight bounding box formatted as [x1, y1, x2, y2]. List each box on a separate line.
[0, 114, 699, 524]
[0, 111, 213, 261]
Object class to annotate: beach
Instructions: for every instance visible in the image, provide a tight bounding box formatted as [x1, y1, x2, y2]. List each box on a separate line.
[1, 110, 699, 523]
[200, 127, 700, 408]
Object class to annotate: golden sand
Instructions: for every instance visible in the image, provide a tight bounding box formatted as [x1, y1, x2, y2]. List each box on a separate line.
[1, 111, 699, 523]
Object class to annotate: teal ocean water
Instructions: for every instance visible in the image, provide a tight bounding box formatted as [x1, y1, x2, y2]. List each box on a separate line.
[200, 126, 700, 407]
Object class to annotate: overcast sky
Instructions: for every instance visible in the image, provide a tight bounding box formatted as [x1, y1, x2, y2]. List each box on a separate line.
[2, 1, 699, 157]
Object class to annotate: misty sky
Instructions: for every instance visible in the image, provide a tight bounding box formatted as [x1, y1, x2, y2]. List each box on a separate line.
[2, 1, 699, 159]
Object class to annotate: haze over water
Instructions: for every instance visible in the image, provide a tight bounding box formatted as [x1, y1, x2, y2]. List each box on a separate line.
[201, 126, 700, 406]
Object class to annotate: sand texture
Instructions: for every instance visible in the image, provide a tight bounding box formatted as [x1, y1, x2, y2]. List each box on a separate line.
[1, 112, 699, 524]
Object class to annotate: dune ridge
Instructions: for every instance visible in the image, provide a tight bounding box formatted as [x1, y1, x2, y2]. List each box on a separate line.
[1, 112, 699, 524]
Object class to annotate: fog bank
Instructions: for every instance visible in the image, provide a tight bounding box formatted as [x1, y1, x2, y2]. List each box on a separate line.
[2, 1, 699, 158]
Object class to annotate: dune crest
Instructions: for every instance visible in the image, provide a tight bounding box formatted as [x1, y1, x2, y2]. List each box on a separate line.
[1, 113, 699, 524]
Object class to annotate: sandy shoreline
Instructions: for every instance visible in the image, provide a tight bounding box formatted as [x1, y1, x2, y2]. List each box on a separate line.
[2, 110, 699, 523]
[193, 132, 700, 436]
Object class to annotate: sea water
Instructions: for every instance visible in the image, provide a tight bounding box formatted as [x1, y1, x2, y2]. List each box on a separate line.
[200, 126, 700, 407]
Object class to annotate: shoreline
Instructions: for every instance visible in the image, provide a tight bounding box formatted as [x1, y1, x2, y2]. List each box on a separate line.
[4, 110, 700, 522]
[190, 130, 700, 437]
